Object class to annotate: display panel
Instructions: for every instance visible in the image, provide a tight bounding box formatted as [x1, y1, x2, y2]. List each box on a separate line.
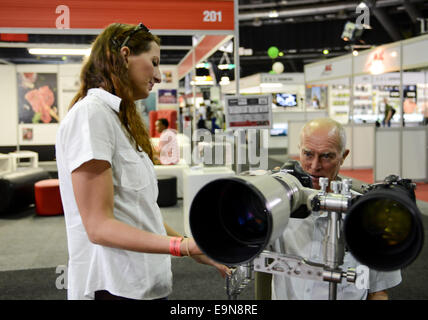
[275, 93, 297, 107]
[270, 123, 288, 136]
[305, 85, 328, 109]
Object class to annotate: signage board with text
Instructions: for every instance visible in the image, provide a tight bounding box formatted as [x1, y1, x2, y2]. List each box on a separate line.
[225, 95, 272, 130]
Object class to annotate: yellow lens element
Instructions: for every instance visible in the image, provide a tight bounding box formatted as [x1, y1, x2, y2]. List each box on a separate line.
[361, 199, 412, 246]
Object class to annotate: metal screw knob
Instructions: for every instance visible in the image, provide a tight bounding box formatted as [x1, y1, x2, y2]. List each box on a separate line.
[319, 177, 329, 193]
[331, 181, 342, 194]
[342, 179, 352, 195]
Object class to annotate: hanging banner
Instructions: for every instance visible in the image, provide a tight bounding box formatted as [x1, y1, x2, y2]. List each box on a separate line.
[0, 0, 234, 33]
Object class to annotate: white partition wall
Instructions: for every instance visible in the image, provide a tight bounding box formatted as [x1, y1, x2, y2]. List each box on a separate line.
[0, 65, 18, 146]
[58, 64, 81, 121]
[342, 126, 352, 169]
[402, 35, 428, 70]
[402, 127, 427, 181]
[375, 127, 428, 182]
[352, 125, 374, 169]
[305, 55, 352, 84]
[375, 127, 427, 182]
[375, 129, 401, 181]
[287, 120, 305, 157]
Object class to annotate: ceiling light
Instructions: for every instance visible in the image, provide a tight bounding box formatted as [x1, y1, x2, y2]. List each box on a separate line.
[190, 80, 214, 86]
[191, 75, 214, 86]
[323, 49, 329, 55]
[218, 64, 235, 70]
[370, 60, 384, 75]
[353, 50, 359, 56]
[252, 18, 263, 27]
[357, 2, 368, 9]
[219, 76, 230, 86]
[28, 48, 91, 56]
[268, 10, 279, 18]
[196, 62, 210, 69]
[244, 48, 253, 56]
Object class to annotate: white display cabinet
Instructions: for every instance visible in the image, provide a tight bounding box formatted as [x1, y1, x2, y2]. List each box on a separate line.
[329, 83, 350, 125]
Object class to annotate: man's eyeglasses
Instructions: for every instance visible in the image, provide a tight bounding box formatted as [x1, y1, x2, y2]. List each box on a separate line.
[119, 22, 151, 48]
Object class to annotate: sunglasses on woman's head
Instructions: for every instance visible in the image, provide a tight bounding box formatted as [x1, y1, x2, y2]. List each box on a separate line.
[112, 22, 151, 49]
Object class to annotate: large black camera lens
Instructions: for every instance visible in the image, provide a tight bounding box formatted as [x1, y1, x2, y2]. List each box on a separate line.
[189, 178, 271, 265]
[220, 187, 268, 245]
[344, 186, 424, 271]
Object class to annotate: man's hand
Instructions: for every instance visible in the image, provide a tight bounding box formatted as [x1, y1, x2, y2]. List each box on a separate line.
[367, 290, 388, 300]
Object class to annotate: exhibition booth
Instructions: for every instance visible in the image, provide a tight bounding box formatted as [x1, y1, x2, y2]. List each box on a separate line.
[286, 32, 428, 181]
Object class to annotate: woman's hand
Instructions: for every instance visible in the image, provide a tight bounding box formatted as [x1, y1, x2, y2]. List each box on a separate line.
[191, 254, 231, 279]
[181, 238, 231, 278]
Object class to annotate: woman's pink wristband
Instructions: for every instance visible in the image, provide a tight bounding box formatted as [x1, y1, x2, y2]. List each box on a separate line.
[169, 237, 183, 257]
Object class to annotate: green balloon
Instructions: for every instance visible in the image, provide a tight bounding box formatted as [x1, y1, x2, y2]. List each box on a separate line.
[267, 46, 279, 59]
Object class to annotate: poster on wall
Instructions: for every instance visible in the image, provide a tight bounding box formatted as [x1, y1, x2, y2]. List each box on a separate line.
[22, 128, 33, 141]
[158, 89, 177, 104]
[17, 72, 59, 124]
[305, 84, 328, 109]
[162, 70, 173, 83]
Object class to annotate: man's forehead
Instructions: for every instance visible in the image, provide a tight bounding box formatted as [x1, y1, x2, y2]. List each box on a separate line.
[300, 135, 341, 154]
[301, 146, 338, 155]
[301, 127, 341, 147]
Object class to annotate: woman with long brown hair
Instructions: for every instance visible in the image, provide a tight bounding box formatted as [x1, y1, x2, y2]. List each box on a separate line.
[56, 22, 229, 300]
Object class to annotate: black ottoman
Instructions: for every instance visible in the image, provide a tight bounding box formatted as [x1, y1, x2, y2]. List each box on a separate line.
[0, 167, 51, 214]
[157, 175, 177, 207]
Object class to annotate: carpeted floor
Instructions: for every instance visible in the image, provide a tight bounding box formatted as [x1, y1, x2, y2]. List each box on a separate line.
[339, 169, 374, 184]
[0, 257, 255, 300]
[339, 169, 428, 203]
[1, 218, 428, 300]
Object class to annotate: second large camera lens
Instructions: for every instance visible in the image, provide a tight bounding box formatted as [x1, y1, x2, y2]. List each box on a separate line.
[344, 186, 424, 271]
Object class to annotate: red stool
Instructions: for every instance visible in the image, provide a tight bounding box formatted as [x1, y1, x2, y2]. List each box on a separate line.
[34, 179, 64, 216]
